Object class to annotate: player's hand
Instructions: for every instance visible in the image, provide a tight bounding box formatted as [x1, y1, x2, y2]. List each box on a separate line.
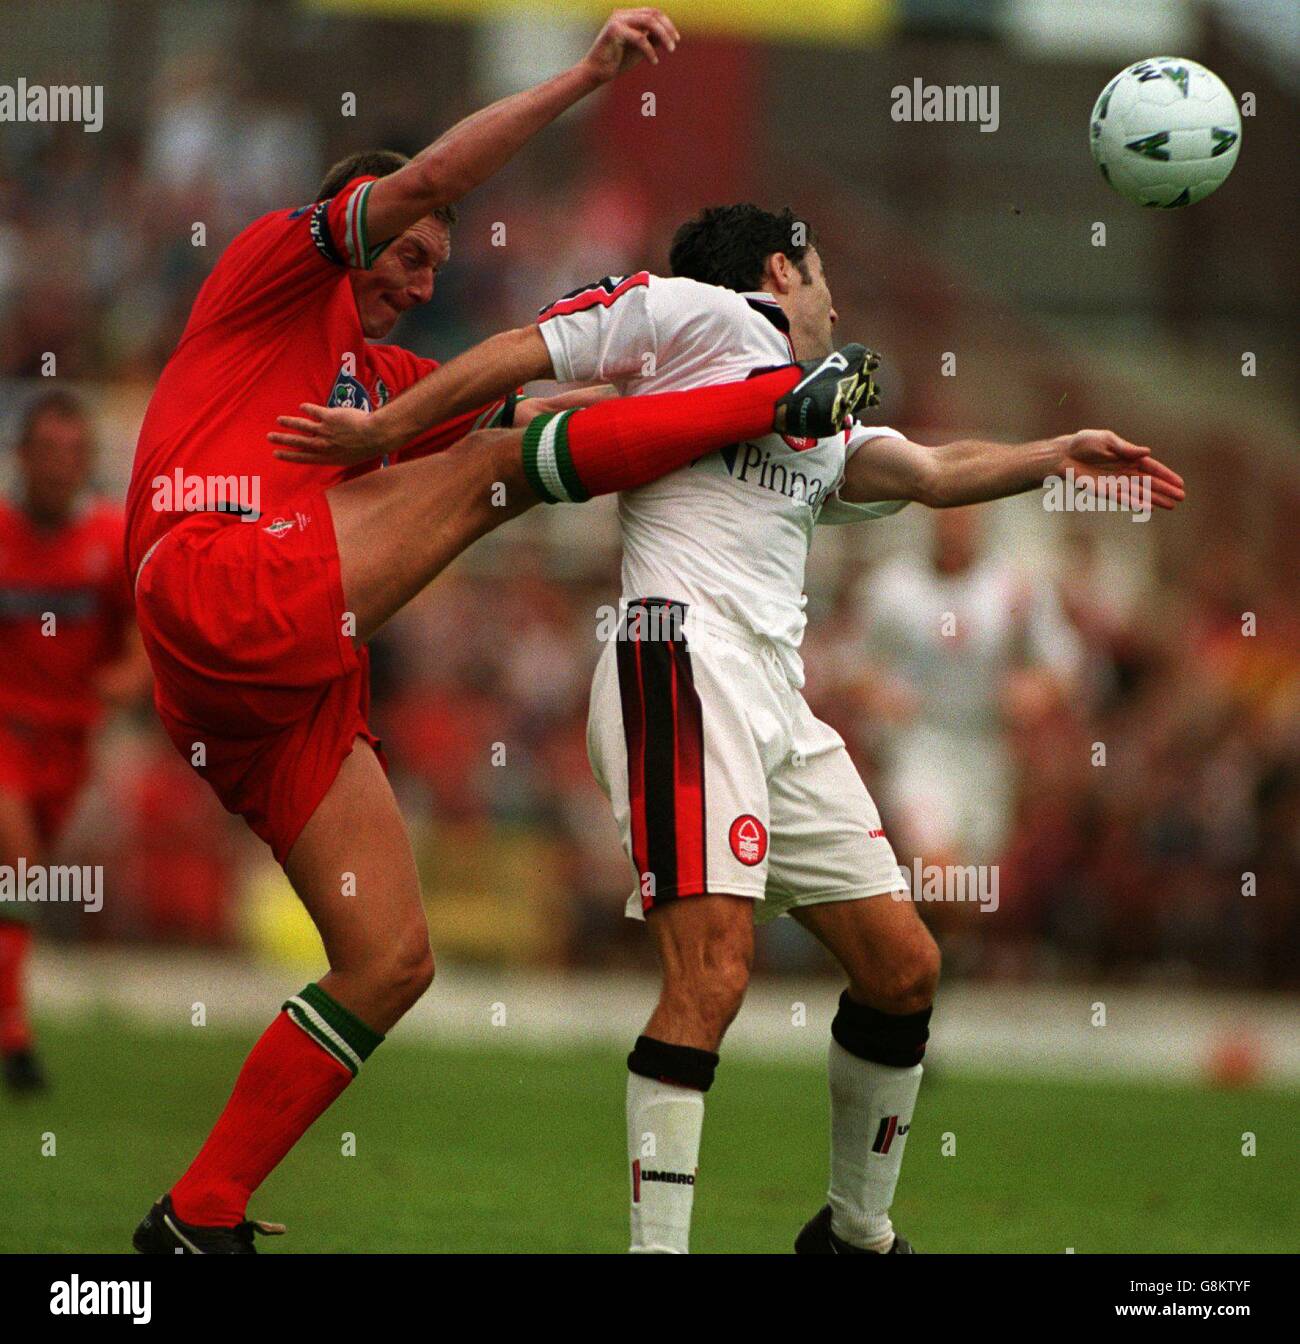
[581, 8, 679, 83]
[514, 385, 618, 428]
[269, 405, 391, 466]
[1056, 429, 1186, 510]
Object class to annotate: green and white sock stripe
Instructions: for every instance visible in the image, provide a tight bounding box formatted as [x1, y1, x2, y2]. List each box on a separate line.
[521, 410, 588, 504]
[283, 983, 384, 1077]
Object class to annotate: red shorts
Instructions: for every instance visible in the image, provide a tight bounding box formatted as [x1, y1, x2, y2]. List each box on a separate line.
[133, 497, 383, 865]
[0, 714, 91, 849]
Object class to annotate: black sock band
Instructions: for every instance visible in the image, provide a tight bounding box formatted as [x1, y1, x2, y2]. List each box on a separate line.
[831, 992, 931, 1067]
[627, 1034, 720, 1093]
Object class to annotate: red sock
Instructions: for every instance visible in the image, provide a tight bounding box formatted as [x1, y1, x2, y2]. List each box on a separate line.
[0, 920, 34, 1055]
[522, 364, 801, 501]
[170, 1011, 353, 1226]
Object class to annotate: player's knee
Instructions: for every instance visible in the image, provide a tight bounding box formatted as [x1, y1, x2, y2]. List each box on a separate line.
[707, 956, 751, 1028]
[445, 426, 494, 461]
[447, 428, 528, 516]
[398, 938, 437, 1006]
[374, 928, 435, 1014]
[869, 936, 940, 1015]
[671, 945, 751, 1034]
[449, 426, 507, 475]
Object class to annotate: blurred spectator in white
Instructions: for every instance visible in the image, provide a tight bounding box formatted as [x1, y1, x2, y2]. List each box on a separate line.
[855, 507, 1082, 866]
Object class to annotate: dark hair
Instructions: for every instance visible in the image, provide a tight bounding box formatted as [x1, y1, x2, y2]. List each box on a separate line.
[669, 204, 813, 292]
[18, 389, 89, 448]
[315, 150, 457, 226]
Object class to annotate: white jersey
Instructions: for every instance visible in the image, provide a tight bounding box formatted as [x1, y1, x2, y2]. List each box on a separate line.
[537, 273, 906, 685]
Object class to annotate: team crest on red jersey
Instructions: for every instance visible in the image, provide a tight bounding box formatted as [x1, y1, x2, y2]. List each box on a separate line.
[729, 814, 768, 866]
[328, 370, 372, 412]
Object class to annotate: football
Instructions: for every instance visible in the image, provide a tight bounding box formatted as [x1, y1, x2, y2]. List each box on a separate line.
[1090, 56, 1241, 207]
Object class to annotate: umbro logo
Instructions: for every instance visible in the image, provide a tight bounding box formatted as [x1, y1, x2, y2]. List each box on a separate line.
[641, 1169, 694, 1185]
[631, 1159, 697, 1203]
[872, 1115, 910, 1154]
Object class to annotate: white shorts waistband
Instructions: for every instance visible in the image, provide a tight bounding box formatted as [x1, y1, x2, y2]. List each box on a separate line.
[618, 597, 783, 664]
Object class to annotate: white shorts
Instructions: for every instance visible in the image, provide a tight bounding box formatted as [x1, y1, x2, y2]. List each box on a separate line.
[587, 599, 907, 922]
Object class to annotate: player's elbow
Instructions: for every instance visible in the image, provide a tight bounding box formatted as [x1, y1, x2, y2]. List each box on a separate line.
[411, 148, 474, 209]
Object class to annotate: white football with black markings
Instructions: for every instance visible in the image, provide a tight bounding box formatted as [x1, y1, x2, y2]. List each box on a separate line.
[1090, 57, 1241, 207]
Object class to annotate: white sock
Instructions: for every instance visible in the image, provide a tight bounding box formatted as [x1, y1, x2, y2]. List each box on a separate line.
[827, 1038, 924, 1251]
[627, 1071, 705, 1254]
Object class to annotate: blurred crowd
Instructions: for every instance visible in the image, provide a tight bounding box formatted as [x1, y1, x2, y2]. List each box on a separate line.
[0, 52, 322, 384]
[0, 41, 659, 389]
[59, 500, 1299, 990]
[817, 516, 1300, 989]
[2, 25, 1296, 989]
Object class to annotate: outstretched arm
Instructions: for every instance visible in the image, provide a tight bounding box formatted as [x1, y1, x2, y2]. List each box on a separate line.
[270, 324, 554, 463]
[363, 9, 678, 247]
[841, 429, 1185, 510]
[274, 265, 663, 464]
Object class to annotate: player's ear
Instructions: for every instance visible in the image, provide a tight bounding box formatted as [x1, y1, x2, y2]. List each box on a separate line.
[764, 251, 791, 293]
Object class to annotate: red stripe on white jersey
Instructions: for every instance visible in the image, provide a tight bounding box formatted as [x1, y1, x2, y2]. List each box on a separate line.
[537, 272, 651, 323]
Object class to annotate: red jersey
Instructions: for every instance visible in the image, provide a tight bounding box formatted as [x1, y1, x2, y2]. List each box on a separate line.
[0, 497, 132, 730]
[125, 176, 501, 576]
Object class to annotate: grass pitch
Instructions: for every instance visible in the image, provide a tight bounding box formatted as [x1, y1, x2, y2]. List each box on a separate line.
[1, 1017, 1293, 1253]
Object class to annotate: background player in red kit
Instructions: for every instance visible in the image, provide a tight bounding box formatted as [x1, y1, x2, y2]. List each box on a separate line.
[0, 391, 150, 1094]
[127, 9, 873, 1252]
